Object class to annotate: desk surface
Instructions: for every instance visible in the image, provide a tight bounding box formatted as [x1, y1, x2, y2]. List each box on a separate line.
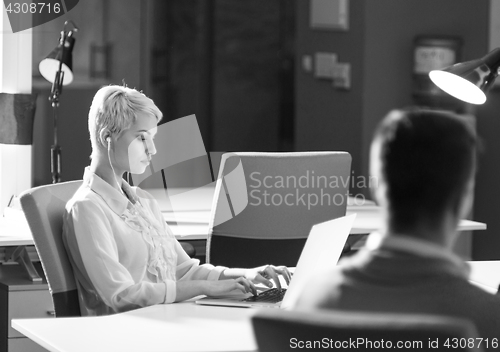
[13, 302, 259, 352]
[152, 186, 486, 239]
[0, 186, 487, 245]
[467, 260, 500, 293]
[166, 212, 486, 240]
[11, 260, 500, 352]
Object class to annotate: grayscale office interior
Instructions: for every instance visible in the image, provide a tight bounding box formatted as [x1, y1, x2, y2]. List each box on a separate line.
[2, 0, 500, 351]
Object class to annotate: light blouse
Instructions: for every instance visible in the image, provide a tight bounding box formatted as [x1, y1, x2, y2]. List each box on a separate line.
[62, 168, 227, 316]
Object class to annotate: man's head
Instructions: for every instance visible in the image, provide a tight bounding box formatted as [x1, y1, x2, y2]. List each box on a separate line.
[370, 108, 477, 233]
[88, 85, 162, 159]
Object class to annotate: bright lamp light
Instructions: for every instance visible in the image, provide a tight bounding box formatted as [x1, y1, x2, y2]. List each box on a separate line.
[429, 48, 500, 105]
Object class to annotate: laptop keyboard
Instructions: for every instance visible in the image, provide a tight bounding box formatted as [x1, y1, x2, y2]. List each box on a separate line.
[242, 288, 287, 303]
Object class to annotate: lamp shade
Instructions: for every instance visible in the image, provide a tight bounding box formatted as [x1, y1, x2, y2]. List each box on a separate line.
[429, 48, 500, 105]
[39, 32, 75, 85]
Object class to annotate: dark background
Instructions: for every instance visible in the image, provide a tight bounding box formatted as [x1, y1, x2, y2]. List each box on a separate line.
[31, 0, 498, 260]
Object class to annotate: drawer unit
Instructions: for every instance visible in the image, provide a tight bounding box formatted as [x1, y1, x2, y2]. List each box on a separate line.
[0, 263, 52, 352]
[8, 336, 48, 352]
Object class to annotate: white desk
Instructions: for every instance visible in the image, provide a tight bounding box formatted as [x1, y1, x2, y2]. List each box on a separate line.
[0, 187, 487, 244]
[0, 210, 36, 246]
[0, 187, 487, 250]
[13, 302, 259, 352]
[166, 212, 486, 239]
[148, 186, 486, 239]
[11, 260, 500, 352]
[467, 260, 500, 293]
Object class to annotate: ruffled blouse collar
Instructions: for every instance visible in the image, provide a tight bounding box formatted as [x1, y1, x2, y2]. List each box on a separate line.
[83, 167, 177, 283]
[83, 167, 133, 216]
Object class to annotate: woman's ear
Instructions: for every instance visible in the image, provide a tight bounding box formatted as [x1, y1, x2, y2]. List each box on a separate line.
[99, 129, 111, 147]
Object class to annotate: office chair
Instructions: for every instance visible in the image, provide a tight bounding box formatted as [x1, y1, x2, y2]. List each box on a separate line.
[19, 180, 83, 317]
[206, 151, 352, 268]
[20, 180, 196, 318]
[252, 309, 482, 352]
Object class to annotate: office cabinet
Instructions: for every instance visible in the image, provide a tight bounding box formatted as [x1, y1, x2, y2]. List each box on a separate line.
[0, 263, 52, 352]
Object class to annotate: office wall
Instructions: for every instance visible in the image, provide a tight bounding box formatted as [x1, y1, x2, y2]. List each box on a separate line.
[295, 0, 365, 197]
[32, 0, 147, 185]
[32, 1, 294, 185]
[475, 90, 500, 259]
[362, 1, 494, 259]
[295, 0, 493, 259]
[362, 0, 489, 174]
[30, 0, 500, 259]
[32, 84, 95, 185]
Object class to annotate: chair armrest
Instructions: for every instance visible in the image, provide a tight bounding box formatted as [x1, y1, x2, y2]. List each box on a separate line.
[180, 241, 196, 258]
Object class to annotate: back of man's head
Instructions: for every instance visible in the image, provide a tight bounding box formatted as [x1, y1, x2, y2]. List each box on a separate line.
[371, 108, 477, 231]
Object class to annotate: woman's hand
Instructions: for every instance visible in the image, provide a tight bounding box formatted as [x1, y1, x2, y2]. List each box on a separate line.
[245, 265, 292, 290]
[203, 277, 257, 297]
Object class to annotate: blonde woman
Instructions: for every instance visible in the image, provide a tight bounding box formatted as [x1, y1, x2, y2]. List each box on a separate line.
[63, 85, 290, 316]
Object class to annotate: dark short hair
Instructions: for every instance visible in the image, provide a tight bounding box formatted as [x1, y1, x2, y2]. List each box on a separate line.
[373, 108, 477, 229]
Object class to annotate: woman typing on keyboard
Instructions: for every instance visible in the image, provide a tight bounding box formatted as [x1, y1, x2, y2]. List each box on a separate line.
[62, 85, 291, 316]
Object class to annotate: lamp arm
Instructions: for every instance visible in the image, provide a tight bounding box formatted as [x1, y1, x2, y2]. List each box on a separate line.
[63, 20, 79, 33]
[49, 28, 70, 105]
[49, 62, 63, 105]
[43, 20, 78, 184]
[480, 48, 500, 90]
[483, 48, 500, 69]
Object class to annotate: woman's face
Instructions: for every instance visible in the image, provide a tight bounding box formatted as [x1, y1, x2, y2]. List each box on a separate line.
[112, 112, 158, 175]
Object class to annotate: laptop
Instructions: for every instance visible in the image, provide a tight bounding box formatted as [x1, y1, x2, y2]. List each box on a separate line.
[195, 213, 356, 309]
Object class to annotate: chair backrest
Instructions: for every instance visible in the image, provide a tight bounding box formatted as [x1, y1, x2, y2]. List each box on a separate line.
[20, 180, 82, 317]
[252, 309, 483, 352]
[206, 151, 351, 267]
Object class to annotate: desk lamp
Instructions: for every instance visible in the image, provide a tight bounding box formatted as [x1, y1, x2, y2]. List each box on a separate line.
[429, 48, 500, 104]
[39, 20, 78, 183]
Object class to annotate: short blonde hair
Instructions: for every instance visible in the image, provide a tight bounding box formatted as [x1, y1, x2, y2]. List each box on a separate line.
[88, 85, 162, 156]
